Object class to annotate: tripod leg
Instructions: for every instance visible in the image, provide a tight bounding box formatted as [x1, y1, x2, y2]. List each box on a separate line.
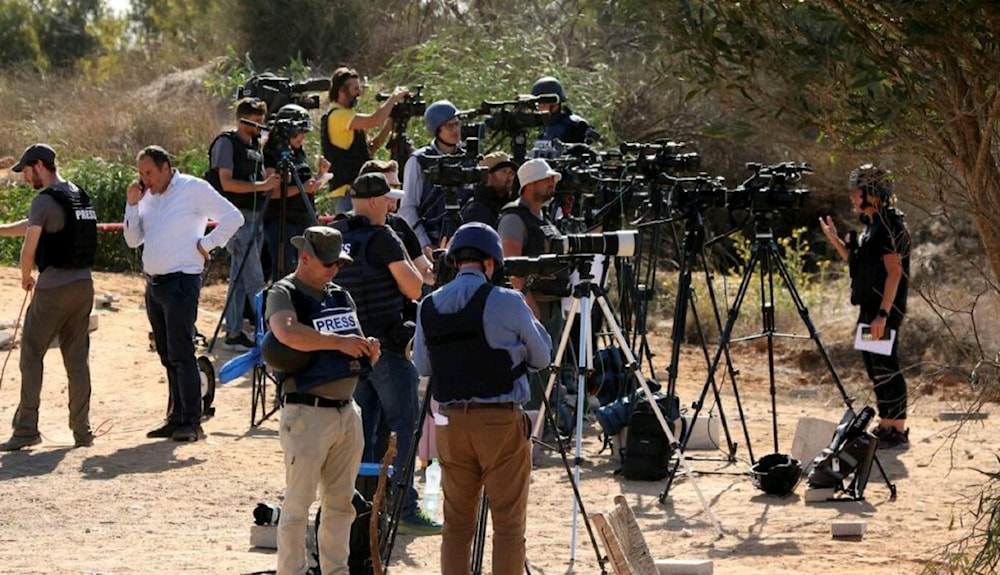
[471, 491, 489, 574]
[592, 292, 723, 536]
[529, 298, 579, 448]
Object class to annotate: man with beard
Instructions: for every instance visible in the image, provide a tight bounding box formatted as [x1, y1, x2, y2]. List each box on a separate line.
[322, 67, 408, 214]
[461, 151, 517, 229]
[0, 144, 98, 451]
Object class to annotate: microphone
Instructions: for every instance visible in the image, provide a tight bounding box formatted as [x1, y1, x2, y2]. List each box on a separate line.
[239, 117, 268, 130]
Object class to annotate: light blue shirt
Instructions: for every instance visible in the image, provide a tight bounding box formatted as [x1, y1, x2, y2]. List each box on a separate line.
[413, 268, 552, 404]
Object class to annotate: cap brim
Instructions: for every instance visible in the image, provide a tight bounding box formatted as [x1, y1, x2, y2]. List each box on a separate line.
[385, 189, 405, 200]
[11, 160, 25, 173]
[488, 161, 517, 173]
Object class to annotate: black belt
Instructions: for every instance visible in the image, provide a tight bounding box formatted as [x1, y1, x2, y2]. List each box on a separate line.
[441, 402, 520, 412]
[146, 271, 196, 285]
[283, 393, 352, 409]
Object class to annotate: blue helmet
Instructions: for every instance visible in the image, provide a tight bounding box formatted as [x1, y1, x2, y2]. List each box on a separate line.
[423, 100, 459, 135]
[531, 76, 567, 103]
[446, 222, 504, 266]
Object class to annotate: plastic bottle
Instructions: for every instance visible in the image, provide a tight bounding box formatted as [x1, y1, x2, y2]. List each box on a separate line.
[424, 459, 442, 523]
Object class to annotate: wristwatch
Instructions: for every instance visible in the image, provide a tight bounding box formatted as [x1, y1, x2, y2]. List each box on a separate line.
[877, 308, 889, 319]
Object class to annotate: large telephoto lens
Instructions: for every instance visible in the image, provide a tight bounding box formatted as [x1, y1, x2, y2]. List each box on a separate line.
[556, 230, 638, 257]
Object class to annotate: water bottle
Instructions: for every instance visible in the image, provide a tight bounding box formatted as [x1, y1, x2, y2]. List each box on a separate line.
[424, 459, 442, 523]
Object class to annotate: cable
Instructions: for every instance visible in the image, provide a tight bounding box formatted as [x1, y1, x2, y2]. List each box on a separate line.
[0, 289, 30, 396]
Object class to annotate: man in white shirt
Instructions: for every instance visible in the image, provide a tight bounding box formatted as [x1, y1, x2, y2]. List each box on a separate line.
[123, 145, 243, 442]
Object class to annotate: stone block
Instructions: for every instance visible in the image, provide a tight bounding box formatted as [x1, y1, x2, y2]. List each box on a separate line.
[938, 411, 988, 421]
[682, 415, 720, 451]
[790, 416, 838, 467]
[804, 487, 837, 503]
[250, 524, 277, 549]
[655, 559, 714, 575]
[831, 520, 866, 538]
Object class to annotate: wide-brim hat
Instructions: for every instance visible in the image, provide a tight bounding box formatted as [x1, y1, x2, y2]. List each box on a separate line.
[290, 226, 353, 265]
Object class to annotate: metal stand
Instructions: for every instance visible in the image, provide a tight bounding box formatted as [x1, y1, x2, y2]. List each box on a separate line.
[659, 219, 897, 500]
[531, 256, 723, 555]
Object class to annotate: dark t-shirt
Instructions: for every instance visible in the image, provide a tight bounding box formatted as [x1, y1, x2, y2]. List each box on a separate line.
[262, 144, 316, 224]
[850, 209, 910, 326]
[386, 213, 422, 261]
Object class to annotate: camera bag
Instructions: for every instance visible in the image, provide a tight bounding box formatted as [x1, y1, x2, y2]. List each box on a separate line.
[621, 393, 681, 481]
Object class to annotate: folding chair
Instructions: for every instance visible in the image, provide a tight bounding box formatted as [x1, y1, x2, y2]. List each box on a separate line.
[218, 289, 281, 427]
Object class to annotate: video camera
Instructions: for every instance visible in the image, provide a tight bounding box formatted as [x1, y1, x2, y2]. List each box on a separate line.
[620, 140, 702, 175]
[238, 73, 331, 114]
[664, 173, 727, 215]
[376, 84, 427, 122]
[416, 138, 486, 188]
[726, 162, 812, 212]
[477, 94, 558, 135]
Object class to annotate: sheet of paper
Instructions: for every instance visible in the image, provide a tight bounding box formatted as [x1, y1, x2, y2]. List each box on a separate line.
[854, 323, 896, 356]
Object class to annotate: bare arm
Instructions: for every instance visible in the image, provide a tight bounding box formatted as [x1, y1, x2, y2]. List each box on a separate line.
[368, 122, 392, 156]
[502, 235, 541, 319]
[347, 87, 408, 132]
[869, 252, 904, 340]
[19, 225, 41, 291]
[0, 219, 28, 237]
[818, 216, 849, 261]
[219, 167, 279, 195]
[388, 259, 425, 301]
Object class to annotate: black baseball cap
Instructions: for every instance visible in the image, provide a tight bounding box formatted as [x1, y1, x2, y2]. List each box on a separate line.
[12, 143, 56, 173]
[350, 172, 405, 199]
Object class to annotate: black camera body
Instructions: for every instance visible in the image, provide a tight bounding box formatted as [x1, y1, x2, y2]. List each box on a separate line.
[238, 73, 331, 114]
[478, 93, 557, 135]
[417, 137, 486, 188]
[621, 140, 702, 175]
[376, 84, 427, 122]
[664, 173, 728, 214]
[727, 162, 812, 212]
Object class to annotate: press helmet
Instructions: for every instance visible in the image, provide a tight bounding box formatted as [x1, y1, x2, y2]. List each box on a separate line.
[423, 100, 459, 135]
[446, 222, 504, 267]
[275, 104, 314, 133]
[848, 163, 893, 205]
[531, 76, 567, 103]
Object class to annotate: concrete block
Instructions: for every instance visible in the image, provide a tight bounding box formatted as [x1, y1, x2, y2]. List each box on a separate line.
[682, 415, 720, 451]
[831, 520, 866, 538]
[790, 416, 838, 467]
[89, 313, 99, 332]
[938, 411, 989, 421]
[655, 559, 714, 575]
[250, 524, 277, 549]
[804, 487, 837, 503]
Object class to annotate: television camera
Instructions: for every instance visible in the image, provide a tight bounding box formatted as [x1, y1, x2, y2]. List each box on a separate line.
[376, 84, 428, 170]
[416, 137, 487, 188]
[237, 73, 331, 115]
[620, 140, 702, 176]
[726, 162, 812, 212]
[470, 93, 561, 162]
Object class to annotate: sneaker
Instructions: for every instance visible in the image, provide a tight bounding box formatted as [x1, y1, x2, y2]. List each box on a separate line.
[224, 332, 255, 350]
[397, 510, 442, 536]
[146, 421, 181, 439]
[0, 435, 42, 451]
[171, 423, 205, 442]
[876, 427, 909, 450]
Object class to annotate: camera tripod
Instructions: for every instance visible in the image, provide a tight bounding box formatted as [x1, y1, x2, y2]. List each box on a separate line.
[208, 151, 318, 353]
[659, 217, 897, 500]
[531, 256, 723, 554]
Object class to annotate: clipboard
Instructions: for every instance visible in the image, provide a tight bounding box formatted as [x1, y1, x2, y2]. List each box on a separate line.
[854, 323, 896, 356]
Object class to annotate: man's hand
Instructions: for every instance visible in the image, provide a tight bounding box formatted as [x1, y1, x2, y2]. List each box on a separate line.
[818, 215, 839, 243]
[22, 273, 35, 292]
[389, 86, 409, 103]
[337, 334, 377, 358]
[257, 173, 281, 193]
[126, 181, 146, 206]
[366, 336, 382, 365]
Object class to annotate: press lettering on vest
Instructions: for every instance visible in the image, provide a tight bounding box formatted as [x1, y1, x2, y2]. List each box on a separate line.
[312, 310, 360, 333]
[75, 208, 98, 220]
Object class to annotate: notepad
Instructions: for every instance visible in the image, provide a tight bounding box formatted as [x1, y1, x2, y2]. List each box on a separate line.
[854, 323, 896, 356]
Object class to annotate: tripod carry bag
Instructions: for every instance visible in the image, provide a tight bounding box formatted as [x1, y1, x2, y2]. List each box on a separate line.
[622, 392, 681, 481]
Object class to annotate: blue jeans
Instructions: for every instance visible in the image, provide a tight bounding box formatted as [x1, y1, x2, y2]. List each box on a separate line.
[146, 273, 202, 425]
[264, 218, 310, 280]
[353, 349, 421, 519]
[224, 209, 266, 337]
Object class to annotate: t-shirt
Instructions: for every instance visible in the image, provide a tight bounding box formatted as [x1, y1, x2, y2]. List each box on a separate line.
[28, 183, 92, 290]
[326, 106, 358, 199]
[264, 274, 358, 399]
[386, 213, 423, 261]
[262, 144, 316, 224]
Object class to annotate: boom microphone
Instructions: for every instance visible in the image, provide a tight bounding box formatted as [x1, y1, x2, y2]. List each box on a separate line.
[239, 118, 268, 130]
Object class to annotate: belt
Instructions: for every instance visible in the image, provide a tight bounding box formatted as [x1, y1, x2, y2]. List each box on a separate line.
[441, 402, 520, 412]
[146, 271, 195, 285]
[283, 393, 352, 409]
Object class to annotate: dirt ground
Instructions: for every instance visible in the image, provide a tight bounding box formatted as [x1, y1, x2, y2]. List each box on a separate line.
[0, 266, 994, 575]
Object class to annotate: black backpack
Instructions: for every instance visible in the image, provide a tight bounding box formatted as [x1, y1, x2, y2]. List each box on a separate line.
[591, 346, 632, 407]
[806, 406, 878, 499]
[621, 393, 682, 481]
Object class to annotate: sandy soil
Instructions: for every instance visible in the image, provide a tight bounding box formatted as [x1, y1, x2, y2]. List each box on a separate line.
[0, 266, 994, 575]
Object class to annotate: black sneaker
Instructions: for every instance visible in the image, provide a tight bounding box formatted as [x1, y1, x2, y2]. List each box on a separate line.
[224, 332, 255, 350]
[0, 435, 42, 451]
[877, 427, 909, 450]
[146, 421, 181, 439]
[171, 423, 205, 442]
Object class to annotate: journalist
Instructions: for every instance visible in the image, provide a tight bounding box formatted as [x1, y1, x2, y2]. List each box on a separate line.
[400, 100, 475, 250]
[819, 164, 911, 449]
[322, 67, 407, 214]
[530, 76, 599, 146]
[461, 151, 517, 229]
[264, 226, 380, 575]
[413, 222, 552, 575]
[331, 173, 440, 534]
[0, 144, 97, 451]
[206, 97, 279, 350]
